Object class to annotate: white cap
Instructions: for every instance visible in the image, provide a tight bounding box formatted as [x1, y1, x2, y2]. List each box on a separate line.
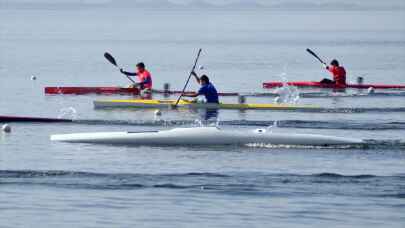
[2, 124, 11, 133]
[367, 87, 375, 94]
[154, 109, 162, 116]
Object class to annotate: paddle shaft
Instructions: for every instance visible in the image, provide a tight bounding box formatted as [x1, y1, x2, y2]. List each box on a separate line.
[175, 48, 202, 106]
[306, 48, 326, 65]
[104, 52, 136, 84]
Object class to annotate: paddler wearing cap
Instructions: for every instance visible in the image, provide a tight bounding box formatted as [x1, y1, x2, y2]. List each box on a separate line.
[120, 62, 152, 94]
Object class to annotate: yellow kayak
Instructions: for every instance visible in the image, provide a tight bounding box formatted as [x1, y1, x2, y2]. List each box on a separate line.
[93, 99, 318, 111]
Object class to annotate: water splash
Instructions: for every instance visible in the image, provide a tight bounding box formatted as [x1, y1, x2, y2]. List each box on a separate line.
[274, 85, 300, 104]
[215, 118, 221, 128]
[58, 107, 77, 120]
[273, 72, 300, 104]
[191, 117, 221, 127]
[246, 143, 359, 149]
[266, 120, 278, 133]
[193, 119, 204, 127]
[153, 109, 162, 122]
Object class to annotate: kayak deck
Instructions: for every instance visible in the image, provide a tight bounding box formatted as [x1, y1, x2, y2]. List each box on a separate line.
[45, 87, 140, 95]
[93, 99, 317, 110]
[50, 127, 364, 146]
[44, 86, 239, 96]
[263, 81, 405, 89]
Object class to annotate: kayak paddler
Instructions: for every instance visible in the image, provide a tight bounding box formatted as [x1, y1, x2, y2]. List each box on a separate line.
[320, 59, 346, 87]
[120, 62, 153, 94]
[184, 71, 219, 103]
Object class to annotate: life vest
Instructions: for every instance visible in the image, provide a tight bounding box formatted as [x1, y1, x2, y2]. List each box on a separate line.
[137, 69, 152, 89]
[198, 82, 219, 103]
[328, 65, 346, 86]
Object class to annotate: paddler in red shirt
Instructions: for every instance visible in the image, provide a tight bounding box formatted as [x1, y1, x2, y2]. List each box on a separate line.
[320, 59, 347, 87]
[120, 62, 153, 94]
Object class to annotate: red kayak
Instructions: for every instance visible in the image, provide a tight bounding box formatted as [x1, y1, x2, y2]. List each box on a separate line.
[45, 87, 140, 95]
[44, 87, 239, 96]
[263, 81, 405, 89]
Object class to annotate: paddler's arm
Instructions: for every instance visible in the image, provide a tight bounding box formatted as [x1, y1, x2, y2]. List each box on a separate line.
[138, 77, 151, 87]
[323, 64, 335, 73]
[323, 64, 335, 80]
[182, 92, 198, 97]
[183, 86, 205, 98]
[120, 68, 137, 76]
[191, 71, 201, 84]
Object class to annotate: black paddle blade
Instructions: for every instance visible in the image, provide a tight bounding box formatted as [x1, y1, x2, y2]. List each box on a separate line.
[306, 48, 316, 56]
[104, 52, 117, 66]
[306, 48, 326, 65]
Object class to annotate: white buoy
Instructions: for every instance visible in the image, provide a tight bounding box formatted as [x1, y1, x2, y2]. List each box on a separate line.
[31, 75, 37, 80]
[154, 109, 162, 117]
[2, 124, 11, 133]
[367, 87, 375, 94]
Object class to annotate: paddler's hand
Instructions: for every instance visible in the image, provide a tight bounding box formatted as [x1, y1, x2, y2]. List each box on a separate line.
[120, 68, 125, 74]
[322, 63, 328, 69]
[128, 83, 140, 88]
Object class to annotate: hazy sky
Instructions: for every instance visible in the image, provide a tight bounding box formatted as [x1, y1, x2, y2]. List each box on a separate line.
[1, 0, 404, 10]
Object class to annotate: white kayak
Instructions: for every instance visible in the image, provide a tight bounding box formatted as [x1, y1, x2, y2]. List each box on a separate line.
[50, 127, 364, 146]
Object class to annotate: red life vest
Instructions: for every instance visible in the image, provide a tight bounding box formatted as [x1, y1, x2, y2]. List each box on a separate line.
[328, 65, 346, 86]
[137, 69, 152, 89]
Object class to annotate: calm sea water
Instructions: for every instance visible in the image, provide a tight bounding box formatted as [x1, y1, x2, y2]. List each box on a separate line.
[1, 3, 405, 228]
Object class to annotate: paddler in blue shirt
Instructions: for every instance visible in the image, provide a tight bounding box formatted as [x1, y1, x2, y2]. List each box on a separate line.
[184, 71, 219, 103]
